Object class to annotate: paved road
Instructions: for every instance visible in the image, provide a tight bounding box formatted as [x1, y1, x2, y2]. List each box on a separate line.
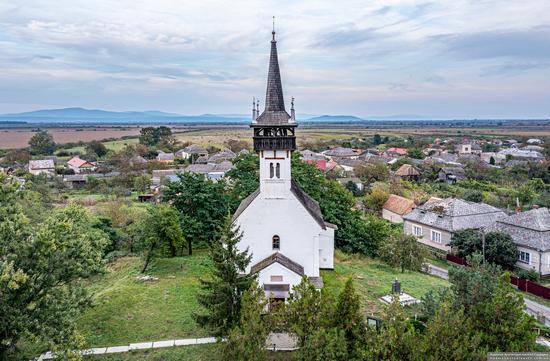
[425, 263, 550, 327]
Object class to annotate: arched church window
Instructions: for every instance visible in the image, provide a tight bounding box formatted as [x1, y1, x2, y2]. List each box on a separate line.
[272, 235, 280, 250]
[270, 163, 274, 178]
[276, 163, 281, 178]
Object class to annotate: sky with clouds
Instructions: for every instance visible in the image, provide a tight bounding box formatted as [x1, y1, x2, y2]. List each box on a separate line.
[1, 0, 549, 118]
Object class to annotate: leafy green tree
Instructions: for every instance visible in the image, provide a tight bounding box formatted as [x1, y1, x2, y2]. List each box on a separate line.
[0, 187, 107, 358]
[221, 282, 268, 361]
[225, 153, 259, 206]
[471, 273, 536, 352]
[333, 278, 366, 359]
[139, 126, 173, 147]
[93, 216, 123, 255]
[379, 233, 427, 273]
[355, 162, 389, 184]
[28, 129, 56, 155]
[407, 148, 424, 159]
[373, 133, 383, 145]
[450, 230, 518, 269]
[134, 204, 185, 272]
[463, 189, 483, 202]
[86, 140, 108, 158]
[133, 174, 152, 193]
[163, 173, 231, 255]
[296, 328, 348, 361]
[195, 217, 254, 337]
[368, 295, 420, 361]
[363, 187, 389, 214]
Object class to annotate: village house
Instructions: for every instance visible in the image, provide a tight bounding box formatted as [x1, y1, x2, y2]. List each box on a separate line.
[67, 156, 96, 174]
[492, 207, 550, 276]
[437, 166, 466, 184]
[527, 138, 543, 145]
[382, 194, 416, 223]
[234, 29, 335, 302]
[28, 159, 56, 176]
[394, 164, 421, 181]
[403, 197, 506, 252]
[152, 169, 184, 187]
[63, 174, 87, 189]
[175, 144, 208, 160]
[156, 151, 175, 163]
[208, 149, 236, 163]
[337, 177, 364, 192]
[498, 147, 543, 160]
[185, 160, 233, 181]
[458, 143, 472, 155]
[322, 147, 358, 160]
[299, 149, 327, 170]
[384, 147, 408, 158]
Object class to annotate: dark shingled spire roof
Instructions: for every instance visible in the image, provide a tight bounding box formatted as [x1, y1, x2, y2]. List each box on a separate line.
[255, 30, 291, 125]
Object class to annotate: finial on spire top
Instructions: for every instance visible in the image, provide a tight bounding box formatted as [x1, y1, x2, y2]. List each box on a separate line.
[272, 16, 276, 41]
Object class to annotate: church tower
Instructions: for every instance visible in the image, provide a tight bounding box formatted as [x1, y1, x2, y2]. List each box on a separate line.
[234, 25, 335, 299]
[251, 27, 297, 198]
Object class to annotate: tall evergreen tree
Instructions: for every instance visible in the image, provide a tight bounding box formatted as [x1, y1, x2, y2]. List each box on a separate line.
[221, 282, 268, 361]
[195, 216, 254, 337]
[333, 278, 367, 359]
[296, 327, 348, 361]
[368, 295, 420, 361]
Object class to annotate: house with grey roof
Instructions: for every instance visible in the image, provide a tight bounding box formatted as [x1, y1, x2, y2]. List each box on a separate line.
[156, 151, 175, 163]
[28, 159, 56, 176]
[438, 167, 466, 184]
[208, 149, 236, 163]
[322, 147, 358, 160]
[403, 198, 506, 251]
[492, 207, 550, 276]
[175, 144, 208, 160]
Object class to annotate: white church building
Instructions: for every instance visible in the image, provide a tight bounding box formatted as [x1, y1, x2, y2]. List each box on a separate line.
[233, 28, 336, 302]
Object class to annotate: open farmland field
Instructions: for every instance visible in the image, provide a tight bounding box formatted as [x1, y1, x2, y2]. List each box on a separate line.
[0, 127, 143, 149]
[2, 123, 550, 150]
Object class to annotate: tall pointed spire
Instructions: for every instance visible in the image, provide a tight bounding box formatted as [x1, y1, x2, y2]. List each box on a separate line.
[255, 19, 291, 125]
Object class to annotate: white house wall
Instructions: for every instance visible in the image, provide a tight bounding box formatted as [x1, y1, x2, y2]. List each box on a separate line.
[319, 229, 335, 269]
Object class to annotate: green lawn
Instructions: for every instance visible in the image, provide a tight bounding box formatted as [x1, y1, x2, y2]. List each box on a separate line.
[323, 251, 449, 313]
[78, 254, 212, 348]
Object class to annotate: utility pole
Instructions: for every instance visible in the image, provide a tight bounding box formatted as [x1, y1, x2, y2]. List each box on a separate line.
[481, 229, 486, 263]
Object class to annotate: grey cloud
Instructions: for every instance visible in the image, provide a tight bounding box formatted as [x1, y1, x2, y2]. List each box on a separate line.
[435, 27, 550, 60]
[312, 25, 390, 48]
[372, 6, 392, 16]
[480, 62, 550, 76]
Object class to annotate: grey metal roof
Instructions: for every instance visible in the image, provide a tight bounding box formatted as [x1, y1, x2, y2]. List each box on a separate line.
[299, 149, 325, 161]
[208, 150, 236, 163]
[178, 144, 208, 155]
[232, 180, 330, 230]
[324, 147, 357, 157]
[403, 197, 506, 232]
[254, 32, 292, 126]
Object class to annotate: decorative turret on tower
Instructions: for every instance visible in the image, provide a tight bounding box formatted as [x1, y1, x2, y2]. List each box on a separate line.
[251, 24, 297, 196]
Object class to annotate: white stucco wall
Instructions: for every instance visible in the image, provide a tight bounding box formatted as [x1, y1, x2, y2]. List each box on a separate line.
[319, 228, 335, 269]
[258, 263, 303, 298]
[235, 190, 324, 278]
[403, 220, 452, 252]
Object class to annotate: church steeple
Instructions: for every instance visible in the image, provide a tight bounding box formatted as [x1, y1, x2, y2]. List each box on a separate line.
[251, 23, 297, 152]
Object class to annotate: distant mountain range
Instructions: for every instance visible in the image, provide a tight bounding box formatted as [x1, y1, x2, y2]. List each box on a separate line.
[0, 107, 376, 124]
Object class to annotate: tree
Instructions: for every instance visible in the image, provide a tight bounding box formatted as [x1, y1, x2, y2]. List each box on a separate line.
[448, 253, 500, 311]
[296, 328, 348, 361]
[421, 298, 482, 361]
[139, 126, 173, 147]
[195, 217, 254, 337]
[345, 180, 363, 197]
[221, 282, 269, 361]
[355, 162, 389, 184]
[373, 133, 383, 145]
[28, 130, 56, 155]
[332, 278, 366, 359]
[489, 156, 496, 165]
[163, 173, 231, 255]
[379, 233, 427, 273]
[133, 174, 152, 192]
[225, 153, 259, 206]
[368, 295, 420, 361]
[86, 140, 108, 158]
[463, 189, 483, 202]
[407, 148, 424, 159]
[0, 186, 107, 358]
[363, 186, 389, 214]
[450, 229, 518, 269]
[285, 277, 325, 346]
[134, 204, 185, 272]
[470, 273, 536, 352]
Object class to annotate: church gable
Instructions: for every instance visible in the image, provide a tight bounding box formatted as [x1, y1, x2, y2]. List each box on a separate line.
[233, 181, 331, 231]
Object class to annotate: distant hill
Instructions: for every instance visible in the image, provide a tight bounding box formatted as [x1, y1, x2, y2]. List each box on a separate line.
[305, 115, 366, 122]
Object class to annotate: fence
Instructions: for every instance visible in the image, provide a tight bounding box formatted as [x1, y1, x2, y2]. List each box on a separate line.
[446, 254, 550, 300]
